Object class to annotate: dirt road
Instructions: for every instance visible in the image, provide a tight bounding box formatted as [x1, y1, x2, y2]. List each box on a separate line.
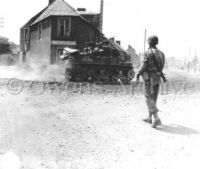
[0, 84, 200, 169]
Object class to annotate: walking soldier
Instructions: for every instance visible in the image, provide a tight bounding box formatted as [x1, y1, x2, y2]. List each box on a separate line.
[136, 35, 166, 128]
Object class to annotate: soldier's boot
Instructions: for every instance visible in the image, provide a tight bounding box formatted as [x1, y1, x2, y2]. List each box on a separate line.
[143, 112, 153, 124]
[152, 112, 162, 128]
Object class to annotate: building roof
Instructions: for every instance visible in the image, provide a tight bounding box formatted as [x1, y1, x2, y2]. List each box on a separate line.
[22, 7, 48, 28]
[31, 0, 82, 25]
[23, 0, 104, 39]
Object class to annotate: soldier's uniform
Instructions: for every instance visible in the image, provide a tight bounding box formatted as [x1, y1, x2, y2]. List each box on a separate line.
[143, 48, 165, 113]
[137, 35, 165, 127]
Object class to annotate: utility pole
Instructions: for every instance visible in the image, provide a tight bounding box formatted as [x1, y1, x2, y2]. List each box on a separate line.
[0, 17, 4, 28]
[143, 29, 147, 54]
[187, 47, 191, 72]
[184, 55, 187, 70]
[194, 50, 197, 72]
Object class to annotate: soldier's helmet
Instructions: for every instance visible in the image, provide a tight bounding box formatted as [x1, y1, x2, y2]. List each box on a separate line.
[147, 35, 159, 45]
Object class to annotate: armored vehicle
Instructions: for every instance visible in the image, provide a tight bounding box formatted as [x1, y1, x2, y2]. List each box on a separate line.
[61, 39, 134, 84]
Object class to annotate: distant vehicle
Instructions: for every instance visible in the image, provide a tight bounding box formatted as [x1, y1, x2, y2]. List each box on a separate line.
[60, 39, 134, 84]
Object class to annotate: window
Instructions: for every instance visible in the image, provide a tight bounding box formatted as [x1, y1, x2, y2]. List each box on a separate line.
[58, 17, 71, 39]
[24, 28, 29, 42]
[38, 23, 42, 39]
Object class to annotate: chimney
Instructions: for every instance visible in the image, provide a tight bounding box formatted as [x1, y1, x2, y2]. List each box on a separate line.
[99, 0, 104, 32]
[116, 41, 121, 46]
[77, 8, 86, 12]
[110, 38, 115, 42]
[49, 0, 56, 5]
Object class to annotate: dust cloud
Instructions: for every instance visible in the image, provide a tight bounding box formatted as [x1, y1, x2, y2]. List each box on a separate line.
[0, 64, 66, 82]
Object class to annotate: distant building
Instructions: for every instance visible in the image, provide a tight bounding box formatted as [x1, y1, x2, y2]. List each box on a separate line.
[20, 0, 104, 65]
[126, 45, 140, 68]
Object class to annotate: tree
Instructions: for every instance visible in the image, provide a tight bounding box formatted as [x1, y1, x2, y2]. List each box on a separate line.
[0, 36, 11, 54]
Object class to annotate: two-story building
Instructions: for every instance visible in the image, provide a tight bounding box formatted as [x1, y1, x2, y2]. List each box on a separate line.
[20, 0, 103, 65]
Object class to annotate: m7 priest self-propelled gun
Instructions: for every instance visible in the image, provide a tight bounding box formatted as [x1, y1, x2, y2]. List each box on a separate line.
[60, 39, 135, 84]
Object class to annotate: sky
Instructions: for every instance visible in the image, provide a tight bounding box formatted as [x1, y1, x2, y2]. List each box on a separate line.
[0, 0, 200, 61]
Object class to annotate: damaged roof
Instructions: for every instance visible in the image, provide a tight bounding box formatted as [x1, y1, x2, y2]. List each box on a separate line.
[31, 0, 82, 25]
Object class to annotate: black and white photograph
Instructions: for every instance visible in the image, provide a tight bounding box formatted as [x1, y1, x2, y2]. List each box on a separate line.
[0, 0, 200, 168]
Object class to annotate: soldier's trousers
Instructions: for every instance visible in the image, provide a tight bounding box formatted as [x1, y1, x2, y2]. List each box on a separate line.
[144, 80, 160, 114]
